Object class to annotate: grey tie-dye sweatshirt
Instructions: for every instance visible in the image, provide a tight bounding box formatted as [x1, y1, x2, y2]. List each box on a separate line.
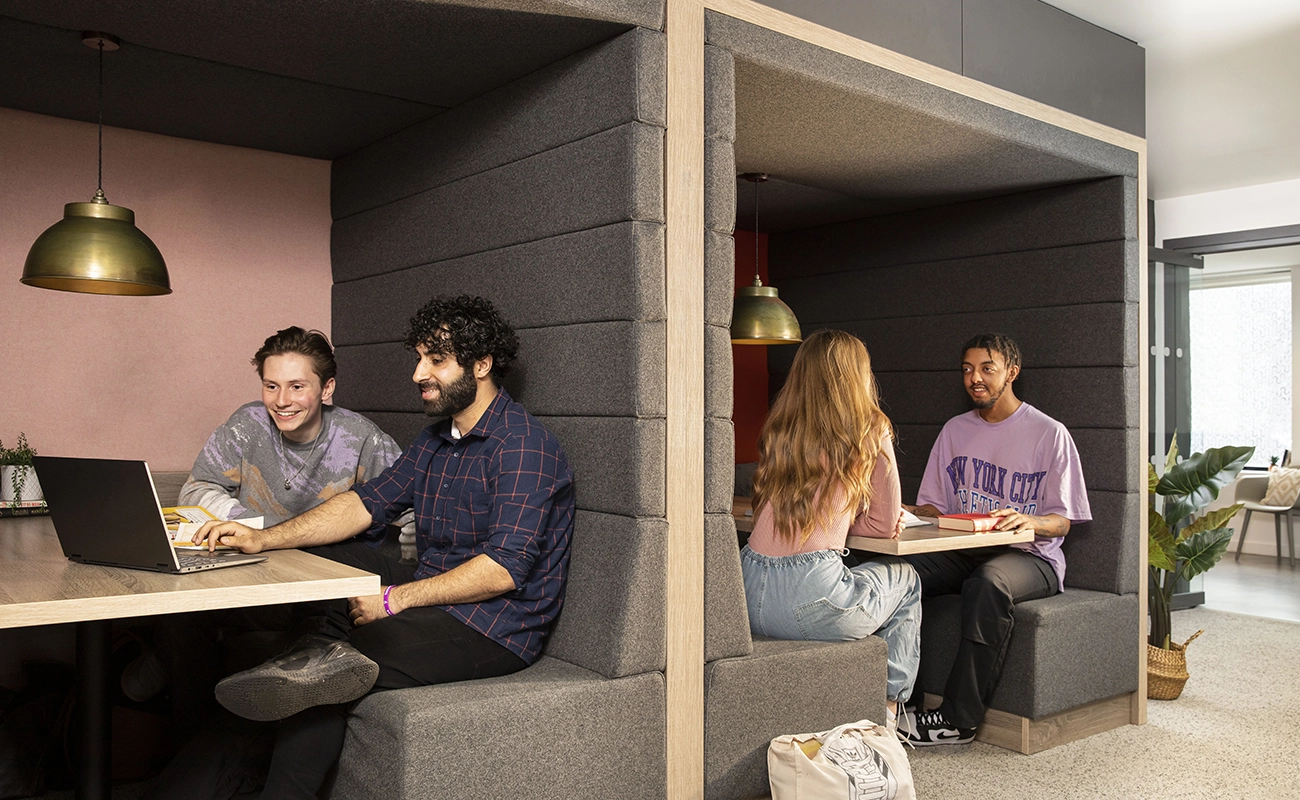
[179, 402, 402, 530]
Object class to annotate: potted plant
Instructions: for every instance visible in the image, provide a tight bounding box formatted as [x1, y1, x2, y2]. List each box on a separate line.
[1147, 437, 1254, 699]
[0, 433, 42, 508]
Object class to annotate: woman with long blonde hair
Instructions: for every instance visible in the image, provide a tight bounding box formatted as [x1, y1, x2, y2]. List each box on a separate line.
[741, 329, 921, 720]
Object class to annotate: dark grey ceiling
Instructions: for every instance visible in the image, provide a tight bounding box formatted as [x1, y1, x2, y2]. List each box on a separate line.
[0, 0, 656, 159]
[727, 36, 1135, 232]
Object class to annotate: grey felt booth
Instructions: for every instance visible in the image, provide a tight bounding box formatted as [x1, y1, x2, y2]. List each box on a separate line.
[701, 40, 891, 800]
[326, 27, 669, 800]
[706, 13, 1141, 794]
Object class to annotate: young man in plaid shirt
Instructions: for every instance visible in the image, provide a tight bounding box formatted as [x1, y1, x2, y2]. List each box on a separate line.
[186, 295, 575, 799]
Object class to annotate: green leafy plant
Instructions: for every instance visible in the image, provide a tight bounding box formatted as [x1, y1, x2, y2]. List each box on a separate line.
[1270, 455, 1281, 468]
[0, 433, 38, 507]
[1148, 436, 1254, 650]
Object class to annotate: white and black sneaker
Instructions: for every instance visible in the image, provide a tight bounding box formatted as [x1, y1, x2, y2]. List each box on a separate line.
[215, 634, 378, 722]
[905, 709, 976, 746]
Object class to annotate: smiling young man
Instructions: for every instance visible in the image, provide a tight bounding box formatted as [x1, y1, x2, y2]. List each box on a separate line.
[186, 296, 575, 799]
[902, 333, 1090, 746]
[179, 327, 403, 526]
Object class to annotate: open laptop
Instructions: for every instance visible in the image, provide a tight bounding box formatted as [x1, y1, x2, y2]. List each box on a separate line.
[34, 456, 268, 574]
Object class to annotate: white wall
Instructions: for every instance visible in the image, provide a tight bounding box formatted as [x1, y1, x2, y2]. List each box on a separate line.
[1155, 177, 1300, 242]
[1155, 180, 1300, 486]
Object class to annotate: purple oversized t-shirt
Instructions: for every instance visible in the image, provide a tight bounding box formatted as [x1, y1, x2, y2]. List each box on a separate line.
[916, 402, 1091, 589]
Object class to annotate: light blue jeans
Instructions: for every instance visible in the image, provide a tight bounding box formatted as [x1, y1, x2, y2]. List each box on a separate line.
[741, 546, 922, 703]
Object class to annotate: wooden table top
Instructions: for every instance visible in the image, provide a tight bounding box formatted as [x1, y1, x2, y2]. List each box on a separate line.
[0, 516, 379, 629]
[731, 496, 1035, 555]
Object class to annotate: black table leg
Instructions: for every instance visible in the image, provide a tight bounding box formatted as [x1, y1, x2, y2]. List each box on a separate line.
[76, 619, 112, 800]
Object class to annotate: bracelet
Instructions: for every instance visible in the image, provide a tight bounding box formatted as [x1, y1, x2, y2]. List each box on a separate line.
[382, 585, 396, 617]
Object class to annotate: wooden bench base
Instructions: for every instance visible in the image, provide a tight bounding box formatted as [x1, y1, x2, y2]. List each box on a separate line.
[926, 691, 1135, 754]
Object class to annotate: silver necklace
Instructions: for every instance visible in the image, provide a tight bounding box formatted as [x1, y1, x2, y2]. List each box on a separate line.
[278, 427, 321, 491]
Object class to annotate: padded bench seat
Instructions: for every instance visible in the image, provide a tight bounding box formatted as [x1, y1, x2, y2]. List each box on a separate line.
[332, 657, 665, 800]
[704, 636, 888, 800]
[916, 589, 1140, 720]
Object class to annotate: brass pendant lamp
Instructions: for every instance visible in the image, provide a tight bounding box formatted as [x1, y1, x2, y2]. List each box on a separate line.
[730, 173, 800, 344]
[21, 32, 171, 296]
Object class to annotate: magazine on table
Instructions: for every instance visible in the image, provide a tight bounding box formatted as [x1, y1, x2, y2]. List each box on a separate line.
[162, 505, 264, 549]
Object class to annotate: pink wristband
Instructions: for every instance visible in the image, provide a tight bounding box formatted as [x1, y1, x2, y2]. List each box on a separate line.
[382, 585, 396, 617]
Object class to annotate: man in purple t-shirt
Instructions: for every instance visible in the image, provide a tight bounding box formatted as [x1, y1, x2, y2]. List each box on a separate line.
[902, 333, 1090, 746]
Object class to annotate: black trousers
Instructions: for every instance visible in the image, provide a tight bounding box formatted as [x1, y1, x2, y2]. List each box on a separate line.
[904, 546, 1057, 729]
[147, 540, 526, 800]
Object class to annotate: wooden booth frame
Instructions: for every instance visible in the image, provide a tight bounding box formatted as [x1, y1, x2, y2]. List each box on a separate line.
[664, 0, 1148, 794]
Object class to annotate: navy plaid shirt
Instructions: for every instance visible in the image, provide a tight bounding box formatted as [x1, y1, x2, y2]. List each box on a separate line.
[354, 389, 574, 664]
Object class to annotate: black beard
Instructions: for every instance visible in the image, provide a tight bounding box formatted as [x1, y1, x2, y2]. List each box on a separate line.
[968, 383, 1004, 410]
[421, 369, 479, 418]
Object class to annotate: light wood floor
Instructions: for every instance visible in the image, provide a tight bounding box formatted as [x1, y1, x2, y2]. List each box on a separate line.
[1198, 552, 1300, 622]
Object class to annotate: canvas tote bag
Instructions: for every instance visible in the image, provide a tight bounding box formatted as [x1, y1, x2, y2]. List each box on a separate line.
[767, 719, 916, 800]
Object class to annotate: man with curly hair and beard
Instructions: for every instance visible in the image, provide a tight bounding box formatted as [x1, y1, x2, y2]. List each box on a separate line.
[170, 296, 575, 800]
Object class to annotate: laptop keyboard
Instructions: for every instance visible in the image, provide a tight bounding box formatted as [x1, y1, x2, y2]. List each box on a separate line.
[176, 553, 221, 569]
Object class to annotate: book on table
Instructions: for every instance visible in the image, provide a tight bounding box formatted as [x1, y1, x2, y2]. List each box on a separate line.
[162, 506, 263, 549]
[937, 513, 999, 532]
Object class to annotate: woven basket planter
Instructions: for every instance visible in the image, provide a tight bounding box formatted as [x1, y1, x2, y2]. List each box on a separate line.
[1147, 629, 1203, 700]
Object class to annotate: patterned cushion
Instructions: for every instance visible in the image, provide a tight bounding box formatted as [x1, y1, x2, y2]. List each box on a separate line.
[1262, 467, 1300, 507]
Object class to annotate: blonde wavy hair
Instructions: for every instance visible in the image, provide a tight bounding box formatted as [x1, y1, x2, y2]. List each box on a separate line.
[751, 329, 895, 545]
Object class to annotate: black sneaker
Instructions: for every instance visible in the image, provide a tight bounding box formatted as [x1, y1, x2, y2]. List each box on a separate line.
[215, 635, 378, 721]
[905, 709, 977, 746]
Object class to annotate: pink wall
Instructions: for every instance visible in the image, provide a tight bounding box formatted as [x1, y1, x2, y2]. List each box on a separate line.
[0, 107, 333, 471]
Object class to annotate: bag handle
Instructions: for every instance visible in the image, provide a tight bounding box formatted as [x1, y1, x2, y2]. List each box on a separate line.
[817, 718, 883, 750]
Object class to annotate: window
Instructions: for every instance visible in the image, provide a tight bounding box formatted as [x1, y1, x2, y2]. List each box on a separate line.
[1188, 278, 1291, 467]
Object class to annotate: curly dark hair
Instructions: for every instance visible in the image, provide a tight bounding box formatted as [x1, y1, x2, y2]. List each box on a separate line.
[961, 332, 1022, 372]
[404, 295, 519, 384]
[251, 327, 337, 383]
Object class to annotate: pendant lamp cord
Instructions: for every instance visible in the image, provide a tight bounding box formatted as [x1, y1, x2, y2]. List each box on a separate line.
[753, 175, 760, 282]
[97, 39, 104, 194]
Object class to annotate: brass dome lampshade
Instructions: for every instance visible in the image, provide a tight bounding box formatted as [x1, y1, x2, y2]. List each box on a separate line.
[731, 173, 799, 344]
[21, 32, 170, 296]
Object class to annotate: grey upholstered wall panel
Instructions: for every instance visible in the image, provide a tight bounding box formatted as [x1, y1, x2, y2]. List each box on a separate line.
[542, 417, 666, 518]
[705, 512, 754, 663]
[334, 322, 664, 418]
[705, 417, 736, 515]
[705, 231, 736, 328]
[705, 324, 735, 421]
[333, 27, 666, 218]
[896, 424, 1141, 496]
[332, 121, 664, 282]
[893, 424, 1136, 502]
[705, 138, 737, 234]
[332, 222, 665, 346]
[777, 239, 1136, 324]
[1063, 489, 1140, 594]
[360, 413, 665, 519]
[705, 44, 737, 143]
[545, 511, 668, 678]
[770, 177, 1135, 280]
[876, 367, 1139, 431]
[356, 412, 434, 452]
[779, 304, 1137, 374]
